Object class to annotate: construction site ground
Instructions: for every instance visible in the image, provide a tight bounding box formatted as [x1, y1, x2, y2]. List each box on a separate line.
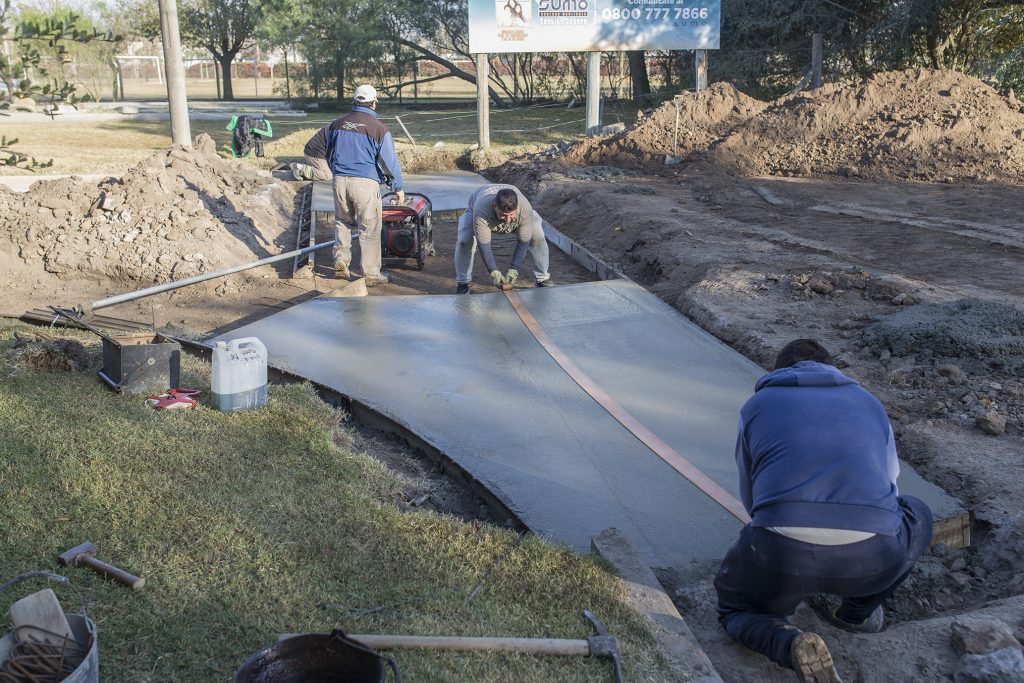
[2, 68, 1024, 681]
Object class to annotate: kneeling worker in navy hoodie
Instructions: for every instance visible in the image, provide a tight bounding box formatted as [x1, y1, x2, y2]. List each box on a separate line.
[714, 339, 933, 683]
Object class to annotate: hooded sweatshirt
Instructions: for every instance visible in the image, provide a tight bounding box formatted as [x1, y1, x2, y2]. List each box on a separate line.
[737, 361, 902, 535]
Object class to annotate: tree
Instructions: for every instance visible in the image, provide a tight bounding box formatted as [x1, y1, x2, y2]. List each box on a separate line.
[93, 0, 159, 101]
[870, 0, 1024, 74]
[715, 0, 1024, 98]
[1, 0, 109, 169]
[180, 0, 262, 100]
[627, 50, 651, 104]
[255, 0, 304, 98]
[376, 0, 509, 105]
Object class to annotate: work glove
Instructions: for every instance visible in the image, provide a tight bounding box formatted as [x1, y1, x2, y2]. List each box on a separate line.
[504, 268, 519, 286]
[490, 269, 506, 288]
[394, 190, 405, 205]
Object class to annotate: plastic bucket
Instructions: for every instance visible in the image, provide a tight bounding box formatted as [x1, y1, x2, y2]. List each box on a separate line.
[211, 337, 268, 412]
[0, 572, 99, 683]
[234, 631, 395, 683]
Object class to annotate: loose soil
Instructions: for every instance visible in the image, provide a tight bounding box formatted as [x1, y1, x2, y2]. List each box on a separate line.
[3, 68, 1024, 681]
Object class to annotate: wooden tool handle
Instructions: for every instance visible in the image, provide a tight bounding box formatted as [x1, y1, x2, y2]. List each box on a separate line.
[348, 634, 591, 656]
[81, 555, 145, 590]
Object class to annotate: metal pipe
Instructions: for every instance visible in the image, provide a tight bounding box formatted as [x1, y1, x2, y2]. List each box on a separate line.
[79, 240, 336, 314]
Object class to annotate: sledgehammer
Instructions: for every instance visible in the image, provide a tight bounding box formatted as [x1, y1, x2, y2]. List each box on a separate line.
[58, 541, 145, 590]
[284, 611, 624, 683]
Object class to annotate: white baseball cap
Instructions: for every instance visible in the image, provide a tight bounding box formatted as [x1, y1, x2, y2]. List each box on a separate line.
[354, 84, 378, 103]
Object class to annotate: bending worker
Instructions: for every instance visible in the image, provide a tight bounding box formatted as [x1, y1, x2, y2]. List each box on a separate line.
[327, 84, 404, 286]
[454, 183, 553, 294]
[290, 124, 332, 181]
[715, 339, 932, 683]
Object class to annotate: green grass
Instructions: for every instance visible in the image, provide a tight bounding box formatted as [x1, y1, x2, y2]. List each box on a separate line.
[0, 100, 640, 176]
[0, 323, 669, 682]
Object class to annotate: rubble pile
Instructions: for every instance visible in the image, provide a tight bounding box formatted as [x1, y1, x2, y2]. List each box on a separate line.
[0, 133, 294, 290]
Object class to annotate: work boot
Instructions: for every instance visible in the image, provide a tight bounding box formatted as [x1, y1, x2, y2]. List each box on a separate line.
[791, 632, 843, 683]
[456, 283, 470, 295]
[829, 605, 884, 634]
[364, 272, 391, 287]
[535, 278, 555, 288]
[334, 261, 351, 279]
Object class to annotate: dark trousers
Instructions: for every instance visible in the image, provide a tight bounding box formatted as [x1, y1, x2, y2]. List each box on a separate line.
[714, 496, 933, 669]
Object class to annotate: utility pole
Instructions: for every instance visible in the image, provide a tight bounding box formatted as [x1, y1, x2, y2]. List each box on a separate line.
[476, 53, 490, 149]
[157, 0, 192, 146]
[585, 52, 601, 135]
[694, 49, 708, 91]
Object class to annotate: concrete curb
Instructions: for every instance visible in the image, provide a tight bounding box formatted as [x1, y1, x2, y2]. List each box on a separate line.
[592, 528, 724, 683]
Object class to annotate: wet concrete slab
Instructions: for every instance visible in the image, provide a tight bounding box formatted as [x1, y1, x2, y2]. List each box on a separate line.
[311, 171, 490, 214]
[213, 280, 965, 567]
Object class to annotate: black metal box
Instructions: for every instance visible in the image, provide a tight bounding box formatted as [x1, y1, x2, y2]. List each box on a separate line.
[99, 333, 181, 394]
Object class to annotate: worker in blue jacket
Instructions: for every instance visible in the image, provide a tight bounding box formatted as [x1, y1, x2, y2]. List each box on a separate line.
[715, 339, 932, 683]
[326, 84, 404, 286]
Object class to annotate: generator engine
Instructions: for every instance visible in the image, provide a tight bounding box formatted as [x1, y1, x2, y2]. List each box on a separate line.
[381, 192, 434, 270]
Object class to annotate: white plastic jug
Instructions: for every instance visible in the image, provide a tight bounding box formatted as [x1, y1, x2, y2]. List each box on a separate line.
[211, 337, 268, 412]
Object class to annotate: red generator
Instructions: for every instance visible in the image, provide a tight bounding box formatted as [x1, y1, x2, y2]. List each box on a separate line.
[381, 191, 435, 270]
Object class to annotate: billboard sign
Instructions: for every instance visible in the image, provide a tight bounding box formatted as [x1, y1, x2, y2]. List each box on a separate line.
[468, 0, 720, 53]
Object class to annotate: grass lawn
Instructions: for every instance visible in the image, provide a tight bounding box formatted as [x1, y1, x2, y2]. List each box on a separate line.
[0, 323, 670, 682]
[0, 99, 640, 176]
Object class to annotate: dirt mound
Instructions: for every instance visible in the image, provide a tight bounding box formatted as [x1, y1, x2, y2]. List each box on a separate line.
[863, 299, 1024, 375]
[564, 82, 766, 168]
[552, 69, 1024, 183]
[710, 69, 1024, 183]
[0, 134, 295, 291]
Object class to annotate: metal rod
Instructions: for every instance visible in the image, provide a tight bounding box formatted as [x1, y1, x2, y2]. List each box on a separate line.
[48, 307, 118, 343]
[80, 240, 336, 314]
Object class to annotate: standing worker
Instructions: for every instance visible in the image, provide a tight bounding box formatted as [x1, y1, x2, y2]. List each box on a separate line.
[327, 84, 404, 285]
[290, 125, 332, 181]
[715, 339, 932, 683]
[454, 183, 553, 294]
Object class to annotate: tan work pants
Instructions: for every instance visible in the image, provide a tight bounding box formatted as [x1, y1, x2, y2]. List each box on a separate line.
[303, 155, 332, 181]
[332, 176, 382, 277]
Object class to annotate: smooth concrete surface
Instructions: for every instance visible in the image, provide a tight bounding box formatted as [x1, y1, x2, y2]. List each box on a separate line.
[311, 171, 490, 214]
[213, 280, 965, 567]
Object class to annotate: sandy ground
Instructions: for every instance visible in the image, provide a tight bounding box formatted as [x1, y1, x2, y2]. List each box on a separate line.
[5, 67, 1024, 681]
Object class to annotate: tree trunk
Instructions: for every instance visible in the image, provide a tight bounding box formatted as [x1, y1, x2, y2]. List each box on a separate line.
[107, 56, 122, 101]
[335, 52, 345, 103]
[627, 50, 650, 105]
[217, 54, 235, 100]
[284, 49, 291, 101]
[395, 42, 402, 104]
[396, 37, 506, 106]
